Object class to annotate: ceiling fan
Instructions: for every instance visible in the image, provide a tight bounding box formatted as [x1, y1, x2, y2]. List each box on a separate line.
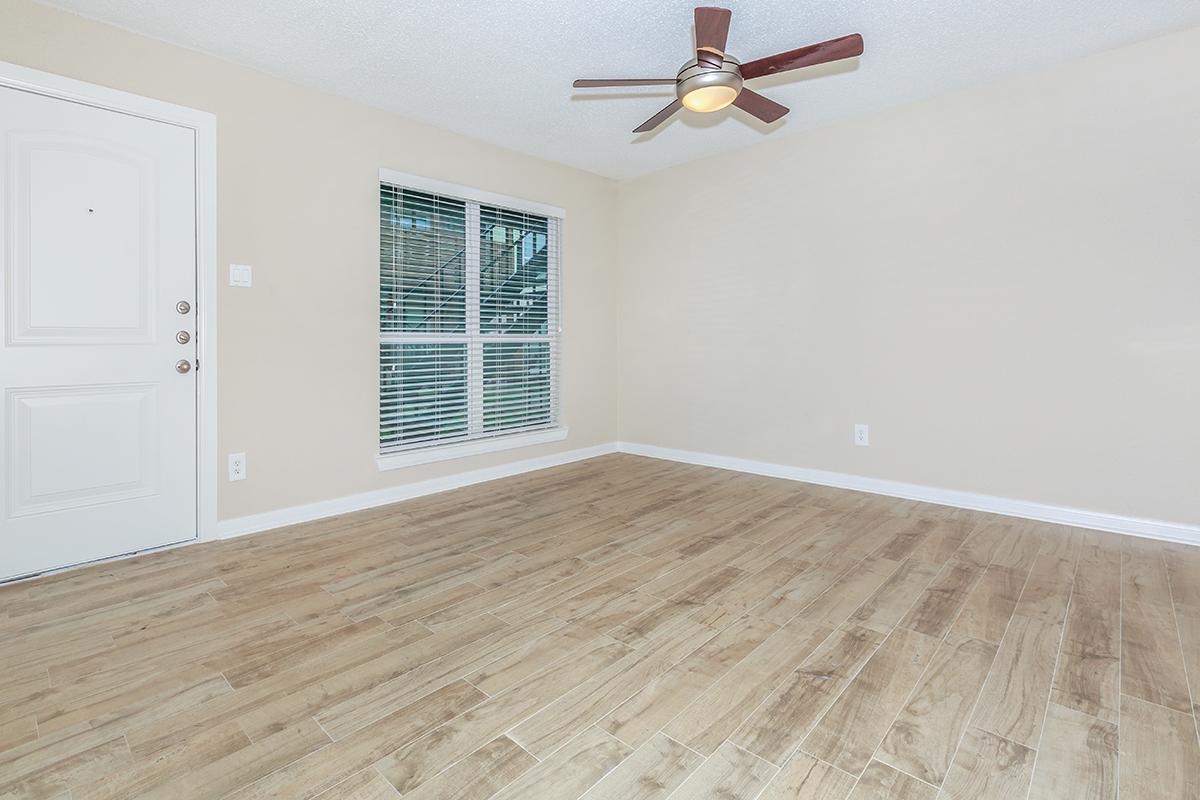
[573, 7, 863, 133]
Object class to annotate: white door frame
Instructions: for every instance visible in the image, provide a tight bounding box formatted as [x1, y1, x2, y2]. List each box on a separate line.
[0, 60, 219, 544]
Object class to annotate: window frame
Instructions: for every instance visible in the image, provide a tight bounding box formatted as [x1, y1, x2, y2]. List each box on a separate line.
[376, 169, 566, 471]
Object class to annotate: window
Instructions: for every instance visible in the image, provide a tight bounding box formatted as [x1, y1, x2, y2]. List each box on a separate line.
[378, 171, 563, 467]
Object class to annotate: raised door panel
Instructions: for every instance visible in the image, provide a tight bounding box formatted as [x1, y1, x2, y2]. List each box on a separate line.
[6, 383, 158, 517]
[6, 134, 157, 344]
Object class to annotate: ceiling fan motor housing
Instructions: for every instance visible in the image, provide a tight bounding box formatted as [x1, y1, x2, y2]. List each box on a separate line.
[675, 55, 744, 105]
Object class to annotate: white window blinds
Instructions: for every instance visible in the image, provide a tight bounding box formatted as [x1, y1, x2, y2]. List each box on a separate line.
[380, 179, 560, 454]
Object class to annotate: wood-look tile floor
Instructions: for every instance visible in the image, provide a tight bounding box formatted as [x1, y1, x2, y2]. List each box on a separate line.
[2, 453, 1199, 800]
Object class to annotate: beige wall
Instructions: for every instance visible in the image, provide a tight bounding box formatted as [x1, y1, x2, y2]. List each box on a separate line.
[4, 0, 1196, 529]
[617, 26, 1200, 526]
[1, 0, 619, 520]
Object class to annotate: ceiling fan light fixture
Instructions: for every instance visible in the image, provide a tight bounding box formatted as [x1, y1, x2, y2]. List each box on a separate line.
[675, 57, 743, 114]
[681, 84, 738, 112]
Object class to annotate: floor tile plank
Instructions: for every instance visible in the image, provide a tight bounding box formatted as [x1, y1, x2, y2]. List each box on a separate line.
[945, 566, 1026, 646]
[1121, 599, 1192, 713]
[849, 760, 937, 800]
[759, 751, 856, 800]
[732, 624, 884, 765]
[489, 726, 631, 800]
[0, 715, 38, 753]
[1117, 694, 1200, 800]
[938, 726, 1034, 800]
[899, 561, 983, 639]
[224, 680, 483, 800]
[667, 740, 778, 800]
[970, 616, 1064, 748]
[877, 636, 998, 786]
[580, 732, 703, 800]
[312, 769, 401, 800]
[662, 621, 833, 756]
[599, 614, 777, 748]
[1026, 702, 1116, 800]
[802, 627, 939, 775]
[846, 559, 942, 636]
[1050, 539, 1120, 723]
[508, 619, 714, 758]
[398, 736, 535, 800]
[376, 640, 629, 794]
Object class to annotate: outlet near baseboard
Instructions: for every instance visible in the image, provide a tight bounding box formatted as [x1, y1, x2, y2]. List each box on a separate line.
[854, 424, 869, 446]
[228, 452, 247, 481]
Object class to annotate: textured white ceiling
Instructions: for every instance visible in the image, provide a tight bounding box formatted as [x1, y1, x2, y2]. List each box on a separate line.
[35, 0, 1200, 179]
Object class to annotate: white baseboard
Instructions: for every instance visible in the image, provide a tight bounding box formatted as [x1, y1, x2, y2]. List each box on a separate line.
[617, 441, 1200, 547]
[215, 442, 618, 540]
[213, 438, 1197, 549]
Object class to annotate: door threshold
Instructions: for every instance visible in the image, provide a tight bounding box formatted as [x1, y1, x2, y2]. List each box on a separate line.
[0, 535, 198, 585]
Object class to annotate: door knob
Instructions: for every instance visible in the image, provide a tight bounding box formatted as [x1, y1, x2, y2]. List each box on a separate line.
[175, 360, 192, 374]
[176, 331, 191, 344]
[176, 300, 191, 314]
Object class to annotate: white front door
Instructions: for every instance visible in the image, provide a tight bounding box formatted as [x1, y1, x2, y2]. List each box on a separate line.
[0, 85, 198, 581]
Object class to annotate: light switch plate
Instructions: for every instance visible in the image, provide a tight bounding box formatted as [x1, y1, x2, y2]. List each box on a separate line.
[229, 264, 253, 288]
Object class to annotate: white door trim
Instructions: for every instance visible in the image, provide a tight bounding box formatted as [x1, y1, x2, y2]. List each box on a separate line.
[0, 60, 219, 544]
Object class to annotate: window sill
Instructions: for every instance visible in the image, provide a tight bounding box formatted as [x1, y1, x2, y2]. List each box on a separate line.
[376, 427, 569, 471]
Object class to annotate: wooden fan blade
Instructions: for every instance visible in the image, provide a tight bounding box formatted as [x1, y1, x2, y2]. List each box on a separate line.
[732, 88, 789, 123]
[695, 7, 732, 68]
[573, 79, 677, 88]
[740, 33, 864, 80]
[633, 99, 683, 133]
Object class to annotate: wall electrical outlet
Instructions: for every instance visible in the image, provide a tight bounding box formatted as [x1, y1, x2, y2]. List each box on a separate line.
[228, 452, 247, 481]
[854, 424, 870, 446]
